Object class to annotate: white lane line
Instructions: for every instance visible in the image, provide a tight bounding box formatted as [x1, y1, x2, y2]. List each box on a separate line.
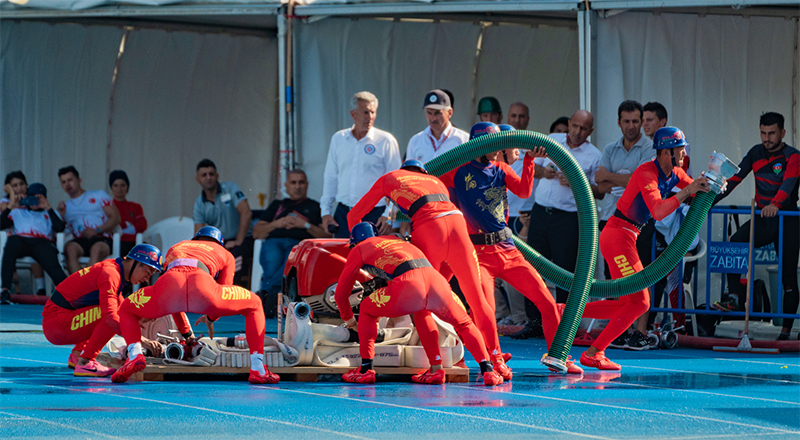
[452, 385, 800, 435]
[270, 388, 616, 440]
[0, 410, 125, 439]
[0, 356, 63, 366]
[645, 351, 800, 367]
[624, 365, 800, 385]
[659, 431, 793, 439]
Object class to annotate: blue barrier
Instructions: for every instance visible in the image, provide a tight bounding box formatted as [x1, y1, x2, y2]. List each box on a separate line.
[648, 206, 799, 323]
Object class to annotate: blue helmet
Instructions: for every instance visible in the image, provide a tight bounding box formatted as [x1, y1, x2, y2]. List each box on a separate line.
[350, 222, 378, 248]
[401, 159, 427, 174]
[498, 124, 515, 132]
[126, 244, 163, 272]
[654, 127, 688, 150]
[195, 226, 224, 245]
[469, 122, 500, 140]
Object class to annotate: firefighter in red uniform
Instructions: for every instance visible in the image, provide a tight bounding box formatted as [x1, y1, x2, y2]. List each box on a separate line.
[439, 122, 582, 375]
[346, 159, 511, 379]
[580, 127, 710, 370]
[42, 244, 162, 377]
[335, 222, 504, 386]
[111, 226, 279, 385]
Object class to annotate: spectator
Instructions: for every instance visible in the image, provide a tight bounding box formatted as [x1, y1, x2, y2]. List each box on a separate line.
[514, 110, 603, 339]
[57, 166, 121, 274]
[477, 97, 503, 124]
[713, 112, 799, 340]
[549, 117, 570, 134]
[594, 100, 655, 350]
[507, 102, 530, 132]
[406, 89, 469, 164]
[109, 170, 147, 257]
[321, 91, 401, 238]
[1, 182, 67, 304]
[253, 169, 327, 295]
[193, 159, 253, 287]
[643, 102, 690, 175]
[2, 171, 50, 296]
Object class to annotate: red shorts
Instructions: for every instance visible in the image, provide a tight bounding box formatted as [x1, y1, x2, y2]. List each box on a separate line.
[42, 301, 116, 359]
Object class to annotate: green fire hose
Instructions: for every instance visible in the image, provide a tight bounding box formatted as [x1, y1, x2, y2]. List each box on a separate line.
[416, 129, 725, 372]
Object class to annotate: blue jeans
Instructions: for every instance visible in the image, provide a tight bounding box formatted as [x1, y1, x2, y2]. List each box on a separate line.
[259, 237, 301, 292]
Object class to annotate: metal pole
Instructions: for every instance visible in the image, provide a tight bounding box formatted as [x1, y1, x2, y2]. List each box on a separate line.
[743, 198, 756, 336]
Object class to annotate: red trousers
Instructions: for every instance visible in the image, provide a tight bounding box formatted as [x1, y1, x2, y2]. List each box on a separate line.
[477, 246, 559, 348]
[42, 301, 116, 359]
[411, 215, 501, 357]
[118, 266, 266, 354]
[583, 217, 650, 351]
[358, 266, 490, 366]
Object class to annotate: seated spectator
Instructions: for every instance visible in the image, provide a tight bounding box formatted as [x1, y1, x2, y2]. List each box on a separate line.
[2, 171, 50, 296]
[56, 166, 121, 274]
[253, 169, 327, 294]
[193, 159, 253, 287]
[109, 170, 147, 257]
[1, 182, 67, 304]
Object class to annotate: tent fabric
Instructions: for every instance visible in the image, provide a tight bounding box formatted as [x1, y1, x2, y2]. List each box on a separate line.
[294, 17, 579, 202]
[595, 11, 797, 208]
[1, 21, 279, 224]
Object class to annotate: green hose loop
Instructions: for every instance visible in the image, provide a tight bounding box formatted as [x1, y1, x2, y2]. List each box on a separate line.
[424, 130, 598, 363]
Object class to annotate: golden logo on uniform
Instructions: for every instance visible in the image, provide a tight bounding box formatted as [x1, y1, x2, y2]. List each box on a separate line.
[370, 287, 390, 308]
[451, 291, 467, 312]
[465, 173, 477, 190]
[221, 286, 251, 300]
[644, 183, 657, 191]
[129, 288, 151, 309]
[70, 306, 101, 330]
[613, 255, 636, 277]
[475, 186, 506, 223]
[77, 267, 91, 277]
[374, 239, 413, 271]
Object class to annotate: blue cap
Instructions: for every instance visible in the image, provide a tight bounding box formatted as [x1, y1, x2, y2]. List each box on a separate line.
[498, 124, 515, 132]
[126, 244, 163, 272]
[350, 222, 378, 248]
[654, 127, 688, 150]
[195, 226, 224, 245]
[469, 122, 500, 140]
[401, 159, 427, 174]
[27, 183, 46, 197]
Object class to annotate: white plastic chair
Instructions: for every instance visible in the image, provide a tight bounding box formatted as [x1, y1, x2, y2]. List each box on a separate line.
[56, 231, 125, 267]
[251, 238, 264, 292]
[142, 216, 194, 253]
[0, 231, 57, 294]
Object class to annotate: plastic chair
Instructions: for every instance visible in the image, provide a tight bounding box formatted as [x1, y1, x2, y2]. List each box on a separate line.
[56, 231, 125, 267]
[0, 231, 56, 294]
[142, 216, 194, 253]
[251, 238, 264, 292]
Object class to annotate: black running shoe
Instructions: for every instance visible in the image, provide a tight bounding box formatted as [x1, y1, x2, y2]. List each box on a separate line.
[776, 333, 790, 341]
[0, 290, 11, 305]
[624, 330, 650, 351]
[609, 331, 630, 349]
[712, 296, 741, 312]
[510, 318, 544, 340]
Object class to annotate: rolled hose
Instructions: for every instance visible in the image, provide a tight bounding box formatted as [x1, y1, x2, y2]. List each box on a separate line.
[422, 130, 719, 366]
[425, 130, 597, 363]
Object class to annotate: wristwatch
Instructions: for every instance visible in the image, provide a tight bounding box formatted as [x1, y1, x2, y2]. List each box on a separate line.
[304, 222, 311, 229]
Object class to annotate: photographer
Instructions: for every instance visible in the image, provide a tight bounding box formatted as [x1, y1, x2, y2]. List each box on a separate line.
[1, 182, 67, 304]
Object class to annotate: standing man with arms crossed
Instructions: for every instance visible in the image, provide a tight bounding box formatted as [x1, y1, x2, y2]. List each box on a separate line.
[713, 112, 799, 340]
[580, 127, 710, 370]
[321, 91, 401, 238]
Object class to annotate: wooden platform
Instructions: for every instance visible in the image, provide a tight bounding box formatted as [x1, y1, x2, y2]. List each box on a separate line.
[97, 354, 470, 382]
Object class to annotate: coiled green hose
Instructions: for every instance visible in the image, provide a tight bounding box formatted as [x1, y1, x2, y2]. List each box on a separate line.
[419, 130, 716, 369]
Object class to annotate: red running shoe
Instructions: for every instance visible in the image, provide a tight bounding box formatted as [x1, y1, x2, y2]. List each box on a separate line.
[342, 368, 376, 384]
[111, 354, 147, 383]
[492, 358, 513, 381]
[74, 359, 117, 377]
[548, 356, 584, 375]
[411, 368, 446, 385]
[579, 351, 621, 371]
[68, 353, 79, 369]
[481, 371, 504, 386]
[453, 358, 467, 368]
[501, 352, 512, 363]
[249, 369, 280, 384]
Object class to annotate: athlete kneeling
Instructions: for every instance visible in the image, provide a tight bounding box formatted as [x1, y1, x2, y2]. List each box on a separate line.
[43, 244, 162, 377]
[335, 222, 504, 386]
[111, 226, 279, 385]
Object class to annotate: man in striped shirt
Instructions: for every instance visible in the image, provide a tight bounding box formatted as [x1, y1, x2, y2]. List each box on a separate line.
[713, 112, 799, 340]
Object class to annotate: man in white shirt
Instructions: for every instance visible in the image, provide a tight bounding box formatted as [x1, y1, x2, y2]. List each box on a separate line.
[405, 90, 469, 164]
[527, 110, 603, 304]
[56, 166, 121, 274]
[321, 91, 401, 238]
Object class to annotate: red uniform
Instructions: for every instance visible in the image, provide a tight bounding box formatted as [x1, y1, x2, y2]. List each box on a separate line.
[585, 161, 693, 350]
[346, 170, 499, 356]
[334, 236, 491, 366]
[42, 258, 129, 359]
[117, 239, 266, 355]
